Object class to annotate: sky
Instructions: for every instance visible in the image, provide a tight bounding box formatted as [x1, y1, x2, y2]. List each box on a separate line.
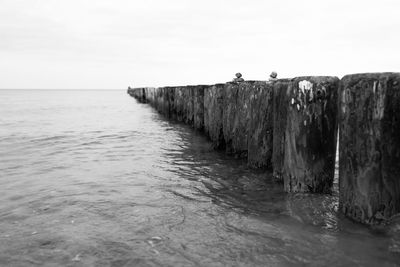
[1, 0, 400, 89]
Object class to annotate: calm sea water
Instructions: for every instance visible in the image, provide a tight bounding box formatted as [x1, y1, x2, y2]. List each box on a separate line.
[0, 89, 399, 266]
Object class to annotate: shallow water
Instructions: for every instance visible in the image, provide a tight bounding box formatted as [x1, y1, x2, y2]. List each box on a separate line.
[0, 90, 399, 266]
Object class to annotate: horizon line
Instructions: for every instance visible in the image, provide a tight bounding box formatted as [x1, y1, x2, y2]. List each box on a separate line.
[0, 88, 126, 90]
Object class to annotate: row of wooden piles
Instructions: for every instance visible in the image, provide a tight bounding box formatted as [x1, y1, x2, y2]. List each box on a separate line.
[128, 73, 400, 225]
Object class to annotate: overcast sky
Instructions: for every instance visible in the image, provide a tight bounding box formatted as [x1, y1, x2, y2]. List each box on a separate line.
[1, 0, 399, 89]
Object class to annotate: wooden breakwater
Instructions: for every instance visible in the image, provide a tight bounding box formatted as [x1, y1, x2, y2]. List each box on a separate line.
[127, 73, 400, 225]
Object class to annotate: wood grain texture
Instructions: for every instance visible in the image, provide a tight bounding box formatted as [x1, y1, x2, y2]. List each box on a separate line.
[339, 73, 400, 224]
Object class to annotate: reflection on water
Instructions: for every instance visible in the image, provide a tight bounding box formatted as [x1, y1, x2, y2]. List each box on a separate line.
[0, 90, 399, 266]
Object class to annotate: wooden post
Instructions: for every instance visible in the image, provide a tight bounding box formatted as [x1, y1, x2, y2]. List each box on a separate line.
[222, 82, 237, 154]
[193, 85, 206, 131]
[282, 76, 339, 193]
[248, 81, 274, 168]
[223, 82, 249, 157]
[233, 82, 254, 158]
[154, 87, 162, 112]
[174, 86, 185, 122]
[146, 87, 156, 105]
[165, 87, 175, 119]
[272, 80, 291, 180]
[184, 86, 195, 125]
[339, 73, 400, 224]
[204, 84, 226, 150]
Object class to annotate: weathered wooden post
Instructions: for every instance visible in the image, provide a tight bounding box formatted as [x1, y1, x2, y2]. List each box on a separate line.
[162, 87, 171, 117]
[174, 86, 185, 122]
[222, 82, 239, 154]
[136, 88, 142, 101]
[223, 82, 254, 157]
[184, 86, 195, 125]
[130, 88, 138, 99]
[155, 87, 169, 116]
[146, 87, 156, 105]
[231, 81, 253, 158]
[165, 87, 175, 119]
[132, 88, 146, 103]
[248, 81, 274, 168]
[280, 76, 339, 193]
[339, 73, 400, 224]
[143, 88, 149, 103]
[193, 85, 206, 131]
[204, 84, 226, 150]
[272, 80, 291, 180]
[141, 88, 146, 102]
[154, 87, 162, 112]
[155, 87, 165, 114]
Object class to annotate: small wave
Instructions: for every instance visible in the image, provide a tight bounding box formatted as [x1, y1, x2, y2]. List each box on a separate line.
[30, 135, 70, 143]
[79, 141, 103, 146]
[167, 189, 209, 203]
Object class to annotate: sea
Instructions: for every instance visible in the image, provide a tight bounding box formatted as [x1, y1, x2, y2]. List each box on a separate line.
[0, 89, 399, 266]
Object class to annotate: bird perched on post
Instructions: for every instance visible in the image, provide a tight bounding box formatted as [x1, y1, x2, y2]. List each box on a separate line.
[269, 71, 278, 82]
[233, 73, 244, 83]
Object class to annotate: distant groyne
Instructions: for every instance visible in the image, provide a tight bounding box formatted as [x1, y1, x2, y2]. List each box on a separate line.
[127, 73, 400, 225]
